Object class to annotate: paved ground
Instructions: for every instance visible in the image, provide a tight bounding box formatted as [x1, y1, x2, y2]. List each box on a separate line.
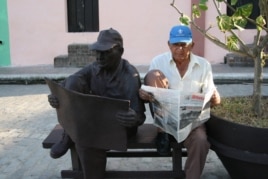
[0, 64, 268, 179]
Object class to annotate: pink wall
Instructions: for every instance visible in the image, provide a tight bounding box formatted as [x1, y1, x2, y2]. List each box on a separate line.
[7, 0, 257, 66]
[8, 0, 98, 66]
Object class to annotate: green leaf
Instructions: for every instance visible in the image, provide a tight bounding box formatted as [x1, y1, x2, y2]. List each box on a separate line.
[199, 0, 208, 4]
[232, 16, 247, 30]
[256, 15, 266, 31]
[217, 15, 233, 32]
[233, 23, 245, 31]
[227, 35, 239, 51]
[230, 0, 238, 6]
[230, 3, 253, 31]
[198, 0, 208, 11]
[192, 5, 201, 18]
[179, 15, 191, 26]
[199, 4, 208, 11]
[233, 4, 253, 18]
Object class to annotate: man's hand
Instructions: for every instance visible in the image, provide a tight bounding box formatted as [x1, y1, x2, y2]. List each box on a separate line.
[139, 89, 154, 102]
[210, 89, 221, 107]
[116, 108, 138, 127]
[48, 94, 59, 108]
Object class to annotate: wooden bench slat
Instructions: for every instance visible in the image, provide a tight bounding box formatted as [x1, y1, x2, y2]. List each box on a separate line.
[107, 150, 187, 158]
[61, 170, 184, 179]
[42, 124, 63, 148]
[43, 124, 182, 149]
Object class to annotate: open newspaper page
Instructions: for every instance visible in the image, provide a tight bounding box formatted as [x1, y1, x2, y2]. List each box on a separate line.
[141, 85, 214, 142]
[45, 78, 129, 151]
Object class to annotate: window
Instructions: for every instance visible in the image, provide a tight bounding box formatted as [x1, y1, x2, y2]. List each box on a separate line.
[227, 0, 260, 29]
[67, 0, 99, 32]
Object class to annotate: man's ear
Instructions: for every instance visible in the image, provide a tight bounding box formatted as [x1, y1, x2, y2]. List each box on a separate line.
[115, 46, 124, 55]
[167, 41, 171, 46]
[190, 42, 195, 49]
[167, 41, 172, 49]
[120, 47, 124, 54]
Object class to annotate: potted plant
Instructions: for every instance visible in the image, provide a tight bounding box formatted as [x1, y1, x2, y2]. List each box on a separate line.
[170, 0, 268, 178]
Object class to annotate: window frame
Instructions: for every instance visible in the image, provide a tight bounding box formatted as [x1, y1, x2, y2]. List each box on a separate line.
[67, 0, 99, 32]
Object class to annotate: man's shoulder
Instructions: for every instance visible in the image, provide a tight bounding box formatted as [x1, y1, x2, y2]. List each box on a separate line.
[74, 62, 96, 74]
[152, 52, 171, 62]
[153, 52, 171, 59]
[191, 53, 211, 67]
[121, 59, 139, 73]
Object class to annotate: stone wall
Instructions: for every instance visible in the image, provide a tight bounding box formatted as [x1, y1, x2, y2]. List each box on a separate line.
[225, 53, 268, 67]
[54, 44, 96, 67]
[224, 41, 268, 67]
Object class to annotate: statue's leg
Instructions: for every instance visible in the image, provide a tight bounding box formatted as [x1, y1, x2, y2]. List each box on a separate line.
[144, 69, 171, 156]
[75, 145, 107, 179]
[50, 130, 73, 159]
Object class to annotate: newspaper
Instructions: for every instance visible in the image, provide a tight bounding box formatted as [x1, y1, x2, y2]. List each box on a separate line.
[45, 78, 129, 151]
[141, 85, 214, 142]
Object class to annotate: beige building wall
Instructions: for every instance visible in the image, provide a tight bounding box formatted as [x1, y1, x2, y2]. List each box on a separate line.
[7, 0, 257, 66]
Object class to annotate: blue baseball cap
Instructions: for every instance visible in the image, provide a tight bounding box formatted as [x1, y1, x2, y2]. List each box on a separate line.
[169, 25, 192, 44]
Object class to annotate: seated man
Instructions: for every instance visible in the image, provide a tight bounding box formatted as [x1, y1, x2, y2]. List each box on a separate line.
[139, 25, 221, 179]
[48, 28, 146, 179]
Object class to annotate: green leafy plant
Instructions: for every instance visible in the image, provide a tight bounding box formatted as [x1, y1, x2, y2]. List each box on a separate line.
[170, 0, 268, 122]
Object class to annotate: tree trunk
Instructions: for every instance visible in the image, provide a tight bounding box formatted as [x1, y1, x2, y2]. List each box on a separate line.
[253, 55, 263, 117]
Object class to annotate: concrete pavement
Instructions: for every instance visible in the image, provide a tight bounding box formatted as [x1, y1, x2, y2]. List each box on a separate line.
[0, 64, 268, 179]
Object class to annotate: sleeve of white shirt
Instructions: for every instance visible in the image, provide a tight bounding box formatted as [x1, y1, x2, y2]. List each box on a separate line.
[202, 63, 216, 94]
[149, 56, 160, 71]
[149, 52, 171, 71]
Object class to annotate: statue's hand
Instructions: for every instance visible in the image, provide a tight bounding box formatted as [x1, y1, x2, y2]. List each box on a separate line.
[116, 108, 138, 127]
[48, 94, 59, 108]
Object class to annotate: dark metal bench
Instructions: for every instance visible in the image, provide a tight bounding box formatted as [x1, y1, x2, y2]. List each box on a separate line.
[42, 123, 187, 179]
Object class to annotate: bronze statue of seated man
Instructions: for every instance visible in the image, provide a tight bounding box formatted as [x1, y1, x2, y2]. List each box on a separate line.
[47, 28, 146, 179]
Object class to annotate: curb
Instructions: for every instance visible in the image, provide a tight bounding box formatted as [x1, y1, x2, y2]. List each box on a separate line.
[1, 73, 268, 85]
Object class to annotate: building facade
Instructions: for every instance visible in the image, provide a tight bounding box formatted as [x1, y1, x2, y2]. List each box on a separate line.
[1, 0, 258, 67]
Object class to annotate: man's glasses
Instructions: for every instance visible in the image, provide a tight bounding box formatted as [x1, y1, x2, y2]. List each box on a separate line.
[171, 42, 192, 49]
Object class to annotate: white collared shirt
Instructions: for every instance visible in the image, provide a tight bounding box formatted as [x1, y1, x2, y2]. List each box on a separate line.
[149, 52, 215, 94]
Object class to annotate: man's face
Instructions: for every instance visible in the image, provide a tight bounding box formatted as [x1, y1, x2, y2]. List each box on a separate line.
[168, 42, 194, 63]
[96, 46, 123, 70]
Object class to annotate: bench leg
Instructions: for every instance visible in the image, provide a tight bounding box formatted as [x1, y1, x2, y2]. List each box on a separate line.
[61, 146, 83, 179]
[70, 146, 82, 171]
[172, 145, 185, 179]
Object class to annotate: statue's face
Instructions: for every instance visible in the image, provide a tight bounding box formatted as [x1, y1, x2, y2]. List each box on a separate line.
[96, 46, 123, 70]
